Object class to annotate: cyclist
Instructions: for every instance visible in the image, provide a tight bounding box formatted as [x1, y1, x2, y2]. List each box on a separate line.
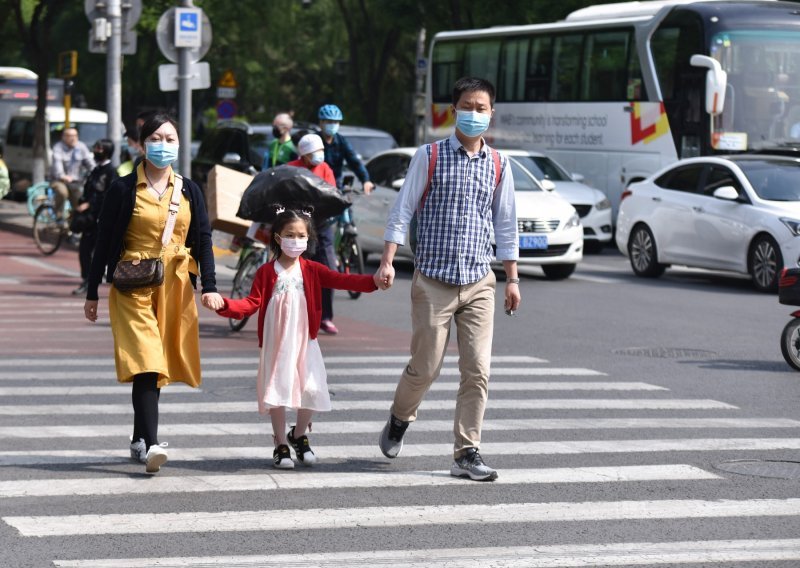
[263, 112, 298, 169]
[51, 127, 95, 220]
[318, 104, 374, 196]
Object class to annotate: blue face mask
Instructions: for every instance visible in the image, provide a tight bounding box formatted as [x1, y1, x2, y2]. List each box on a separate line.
[455, 110, 491, 137]
[323, 123, 339, 137]
[146, 142, 179, 169]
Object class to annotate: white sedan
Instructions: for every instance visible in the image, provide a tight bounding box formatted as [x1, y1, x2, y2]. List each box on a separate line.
[502, 150, 613, 252]
[616, 154, 800, 292]
[353, 147, 583, 280]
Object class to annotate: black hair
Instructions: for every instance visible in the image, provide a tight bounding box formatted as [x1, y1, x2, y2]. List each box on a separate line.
[139, 113, 178, 146]
[92, 138, 115, 161]
[452, 76, 496, 107]
[268, 205, 317, 259]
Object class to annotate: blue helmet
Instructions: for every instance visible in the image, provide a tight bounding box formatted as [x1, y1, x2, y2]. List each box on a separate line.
[318, 104, 343, 121]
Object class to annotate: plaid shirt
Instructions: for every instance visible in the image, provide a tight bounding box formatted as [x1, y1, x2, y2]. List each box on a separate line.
[384, 135, 518, 285]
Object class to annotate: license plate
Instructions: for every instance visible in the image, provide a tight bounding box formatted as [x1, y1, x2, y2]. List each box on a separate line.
[520, 235, 548, 249]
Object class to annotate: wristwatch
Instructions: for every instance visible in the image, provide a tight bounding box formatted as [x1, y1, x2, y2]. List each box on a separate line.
[507, 278, 520, 284]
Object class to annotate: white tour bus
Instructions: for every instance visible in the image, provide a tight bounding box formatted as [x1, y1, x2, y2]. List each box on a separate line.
[0, 67, 63, 145]
[426, 0, 800, 217]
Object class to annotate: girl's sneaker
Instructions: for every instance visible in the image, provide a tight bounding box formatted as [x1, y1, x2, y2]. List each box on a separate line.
[130, 438, 147, 463]
[273, 444, 294, 469]
[287, 426, 317, 466]
[145, 443, 169, 474]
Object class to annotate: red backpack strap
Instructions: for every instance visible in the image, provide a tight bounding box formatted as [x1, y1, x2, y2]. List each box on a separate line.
[418, 142, 439, 211]
[490, 146, 502, 190]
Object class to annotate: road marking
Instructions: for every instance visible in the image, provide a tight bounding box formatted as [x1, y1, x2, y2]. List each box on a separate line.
[9, 255, 80, 277]
[0, 366, 599, 380]
[0, 399, 736, 415]
[0, 417, 795, 439]
[0, 355, 548, 367]
[1, 438, 796, 466]
[0, 382, 663, 397]
[2, 416, 794, 440]
[51, 539, 800, 567]
[7, 498, 800, 536]
[0, 277, 21, 285]
[0, 465, 719, 498]
[571, 274, 621, 284]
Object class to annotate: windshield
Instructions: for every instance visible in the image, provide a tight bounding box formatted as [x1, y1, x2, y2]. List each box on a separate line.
[512, 155, 572, 182]
[347, 135, 397, 161]
[49, 122, 107, 147]
[712, 30, 800, 149]
[509, 160, 541, 192]
[737, 159, 800, 201]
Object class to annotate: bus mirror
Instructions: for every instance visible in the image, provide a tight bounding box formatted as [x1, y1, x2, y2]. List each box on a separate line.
[690, 55, 727, 116]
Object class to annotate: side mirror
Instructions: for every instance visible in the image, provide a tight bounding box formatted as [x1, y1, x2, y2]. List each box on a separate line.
[391, 178, 405, 190]
[222, 152, 242, 164]
[712, 186, 739, 201]
[690, 54, 727, 115]
[540, 179, 556, 192]
[571, 173, 585, 182]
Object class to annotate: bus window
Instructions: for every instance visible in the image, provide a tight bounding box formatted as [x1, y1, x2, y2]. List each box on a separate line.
[582, 30, 631, 101]
[463, 40, 501, 89]
[431, 42, 463, 103]
[551, 34, 583, 101]
[499, 37, 529, 102]
[525, 36, 553, 101]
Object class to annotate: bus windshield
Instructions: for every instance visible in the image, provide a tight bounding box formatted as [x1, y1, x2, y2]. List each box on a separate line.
[712, 29, 800, 149]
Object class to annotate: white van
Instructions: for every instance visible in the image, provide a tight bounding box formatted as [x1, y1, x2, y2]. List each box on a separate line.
[4, 105, 111, 193]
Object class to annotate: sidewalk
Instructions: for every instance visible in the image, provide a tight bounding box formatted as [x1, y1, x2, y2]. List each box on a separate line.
[0, 199, 33, 237]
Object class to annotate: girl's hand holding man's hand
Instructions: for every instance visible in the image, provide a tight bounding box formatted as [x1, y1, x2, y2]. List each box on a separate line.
[202, 292, 225, 311]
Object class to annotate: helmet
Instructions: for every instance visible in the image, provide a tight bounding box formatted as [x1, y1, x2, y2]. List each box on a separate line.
[318, 104, 343, 121]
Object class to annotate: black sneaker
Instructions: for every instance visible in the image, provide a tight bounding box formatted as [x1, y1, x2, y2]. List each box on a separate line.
[378, 414, 409, 458]
[450, 448, 498, 481]
[287, 426, 317, 466]
[71, 281, 88, 296]
[273, 444, 294, 469]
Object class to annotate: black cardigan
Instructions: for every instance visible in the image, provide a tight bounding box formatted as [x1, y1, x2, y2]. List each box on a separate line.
[86, 171, 218, 301]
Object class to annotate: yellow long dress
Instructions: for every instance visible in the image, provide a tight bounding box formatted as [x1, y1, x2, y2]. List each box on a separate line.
[108, 167, 201, 388]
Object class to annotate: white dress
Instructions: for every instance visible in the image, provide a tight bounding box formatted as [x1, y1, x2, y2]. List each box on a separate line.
[255, 261, 330, 415]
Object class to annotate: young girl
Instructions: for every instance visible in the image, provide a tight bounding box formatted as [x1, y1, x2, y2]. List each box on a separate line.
[212, 206, 380, 468]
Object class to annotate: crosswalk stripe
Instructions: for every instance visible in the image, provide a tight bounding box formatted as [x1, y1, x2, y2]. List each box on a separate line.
[0, 465, 720, 498]
[0, 367, 602, 380]
[51, 539, 800, 568]
[2, 417, 795, 439]
[7, 498, 800, 536]
[2, 438, 797, 466]
[0, 399, 737, 415]
[0, 382, 665, 397]
[9, 255, 81, 277]
[0, 355, 549, 367]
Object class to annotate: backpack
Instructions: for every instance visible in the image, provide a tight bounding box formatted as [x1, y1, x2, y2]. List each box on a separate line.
[409, 141, 503, 254]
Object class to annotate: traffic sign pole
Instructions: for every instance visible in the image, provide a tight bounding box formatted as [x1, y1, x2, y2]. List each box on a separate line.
[107, 0, 122, 166]
[177, 2, 200, 176]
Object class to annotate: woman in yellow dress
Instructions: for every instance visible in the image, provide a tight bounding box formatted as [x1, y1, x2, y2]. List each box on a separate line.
[83, 113, 224, 474]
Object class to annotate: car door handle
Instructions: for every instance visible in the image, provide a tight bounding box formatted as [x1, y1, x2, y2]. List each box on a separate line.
[651, 197, 661, 202]
[693, 206, 704, 213]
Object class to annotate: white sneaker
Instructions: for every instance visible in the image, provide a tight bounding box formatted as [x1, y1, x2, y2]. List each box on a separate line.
[145, 442, 169, 473]
[129, 438, 146, 463]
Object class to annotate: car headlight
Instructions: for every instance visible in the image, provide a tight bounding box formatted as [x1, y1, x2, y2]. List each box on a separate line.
[564, 213, 581, 229]
[595, 198, 611, 211]
[781, 217, 800, 236]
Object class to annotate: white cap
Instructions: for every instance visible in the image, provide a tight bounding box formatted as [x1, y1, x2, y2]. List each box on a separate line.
[297, 133, 324, 156]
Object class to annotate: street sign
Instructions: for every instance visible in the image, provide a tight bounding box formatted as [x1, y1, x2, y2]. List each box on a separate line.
[174, 8, 202, 48]
[216, 100, 237, 120]
[217, 87, 237, 99]
[158, 62, 211, 92]
[156, 7, 212, 64]
[219, 69, 237, 88]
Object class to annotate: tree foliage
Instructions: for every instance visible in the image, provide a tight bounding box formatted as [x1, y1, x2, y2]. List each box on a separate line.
[0, 0, 621, 144]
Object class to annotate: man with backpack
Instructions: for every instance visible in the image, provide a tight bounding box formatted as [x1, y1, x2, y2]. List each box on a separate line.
[374, 77, 520, 482]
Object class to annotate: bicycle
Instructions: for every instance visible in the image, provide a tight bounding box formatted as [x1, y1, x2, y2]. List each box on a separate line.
[31, 184, 74, 256]
[228, 224, 271, 332]
[334, 208, 365, 300]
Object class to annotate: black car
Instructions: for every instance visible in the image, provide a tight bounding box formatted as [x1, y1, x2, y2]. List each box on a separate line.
[190, 121, 272, 189]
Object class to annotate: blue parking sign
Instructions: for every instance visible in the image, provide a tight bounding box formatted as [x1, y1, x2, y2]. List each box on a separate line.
[174, 8, 202, 48]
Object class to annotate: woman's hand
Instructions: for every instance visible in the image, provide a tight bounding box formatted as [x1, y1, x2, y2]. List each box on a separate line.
[201, 292, 225, 311]
[84, 300, 99, 322]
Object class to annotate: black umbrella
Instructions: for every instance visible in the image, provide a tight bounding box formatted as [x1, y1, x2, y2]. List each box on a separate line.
[236, 165, 351, 223]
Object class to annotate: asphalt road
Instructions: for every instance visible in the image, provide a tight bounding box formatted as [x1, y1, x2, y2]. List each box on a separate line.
[1, 224, 799, 567]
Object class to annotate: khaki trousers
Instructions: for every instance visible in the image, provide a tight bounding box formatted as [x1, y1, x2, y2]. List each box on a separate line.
[391, 270, 496, 458]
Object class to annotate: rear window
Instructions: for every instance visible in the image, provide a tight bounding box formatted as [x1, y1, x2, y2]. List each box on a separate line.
[348, 135, 397, 161]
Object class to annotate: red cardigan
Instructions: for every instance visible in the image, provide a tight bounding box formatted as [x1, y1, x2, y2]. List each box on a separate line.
[217, 257, 377, 345]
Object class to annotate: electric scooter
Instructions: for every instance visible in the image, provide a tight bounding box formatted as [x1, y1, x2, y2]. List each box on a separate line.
[779, 268, 800, 370]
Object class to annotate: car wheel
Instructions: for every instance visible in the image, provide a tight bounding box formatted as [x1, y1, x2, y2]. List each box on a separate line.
[627, 224, 666, 278]
[749, 234, 782, 293]
[542, 264, 575, 280]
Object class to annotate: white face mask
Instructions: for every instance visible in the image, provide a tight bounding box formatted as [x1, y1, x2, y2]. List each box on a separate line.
[308, 151, 325, 166]
[279, 236, 308, 258]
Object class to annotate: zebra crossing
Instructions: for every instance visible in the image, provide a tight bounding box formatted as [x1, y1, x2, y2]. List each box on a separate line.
[1, 353, 800, 566]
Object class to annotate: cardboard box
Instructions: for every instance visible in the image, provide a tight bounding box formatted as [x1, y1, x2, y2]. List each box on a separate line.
[205, 165, 253, 237]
